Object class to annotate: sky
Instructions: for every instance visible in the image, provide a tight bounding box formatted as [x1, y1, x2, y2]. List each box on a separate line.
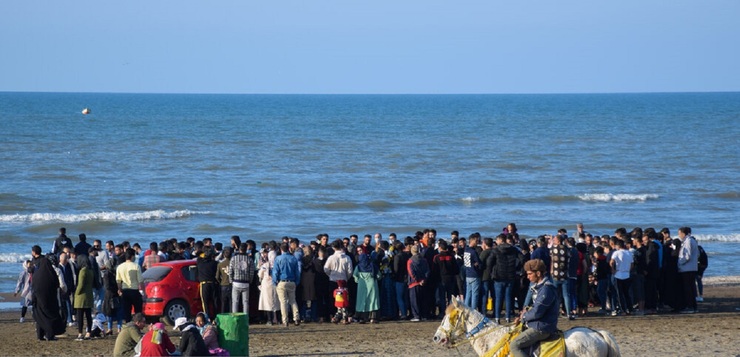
[1, 1, 739, 94]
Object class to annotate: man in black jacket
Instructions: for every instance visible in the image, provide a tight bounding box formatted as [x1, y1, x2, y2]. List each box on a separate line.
[478, 238, 495, 316]
[432, 240, 459, 316]
[491, 234, 522, 324]
[392, 240, 411, 319]
[632, 236, 649, 315]
[52, 227, 73, 256]
[174, 317, 209, 356]
[197, 248, 219, 319]
[421, 234, 439, 318]
[644, 229, 661, 314]
[74, 233, 92, 257]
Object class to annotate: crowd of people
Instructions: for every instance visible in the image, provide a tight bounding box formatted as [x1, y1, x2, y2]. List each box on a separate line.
[15, 223, 708, 354]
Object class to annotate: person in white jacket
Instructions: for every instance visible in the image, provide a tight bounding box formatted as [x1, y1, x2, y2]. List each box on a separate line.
[677, 227, 699, 313]
[14, 260, 33, 323]
[257, 248, 279, 325]
[323, 240, 353, 318]
[324, 240, 353, 284]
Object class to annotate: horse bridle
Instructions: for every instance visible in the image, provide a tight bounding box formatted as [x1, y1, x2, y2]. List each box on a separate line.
[441, 306, 499, 348]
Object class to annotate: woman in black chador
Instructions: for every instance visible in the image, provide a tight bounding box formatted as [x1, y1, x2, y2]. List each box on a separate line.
[33, 254, 66, 340]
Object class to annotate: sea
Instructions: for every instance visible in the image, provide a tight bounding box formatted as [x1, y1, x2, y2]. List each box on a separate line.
[0, 92, 738, 295]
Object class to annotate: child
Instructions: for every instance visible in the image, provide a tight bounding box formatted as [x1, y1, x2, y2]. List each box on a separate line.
[90, 313, 107, 338]
[332, 280, 350, 324]
[14, 260, 33, 323]
[591, 247, 610, 314]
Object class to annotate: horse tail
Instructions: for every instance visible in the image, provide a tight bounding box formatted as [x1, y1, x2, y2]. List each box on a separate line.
[596, 330, 621, 357]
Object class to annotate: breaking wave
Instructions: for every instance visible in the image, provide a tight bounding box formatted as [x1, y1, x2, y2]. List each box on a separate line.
[0, 252, 31, 264]
[694, 234, 740, 243]
[0, 210, 209, 223]
[461, 194, 660, 204]
[577, 193, 659, 202]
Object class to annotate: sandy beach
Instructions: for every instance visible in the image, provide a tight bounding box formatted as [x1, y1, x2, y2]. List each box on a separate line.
[0, 283, 738, 357]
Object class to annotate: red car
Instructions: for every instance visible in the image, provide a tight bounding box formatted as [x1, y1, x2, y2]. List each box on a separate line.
[141, 260, 203, 325]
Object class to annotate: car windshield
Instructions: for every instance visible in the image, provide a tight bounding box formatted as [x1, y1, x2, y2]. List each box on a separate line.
[141, 266, 173, 283]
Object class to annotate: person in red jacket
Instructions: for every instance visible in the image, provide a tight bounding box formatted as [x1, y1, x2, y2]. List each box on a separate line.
[332, 280, 351, 324]
[140, 322, 176, 357]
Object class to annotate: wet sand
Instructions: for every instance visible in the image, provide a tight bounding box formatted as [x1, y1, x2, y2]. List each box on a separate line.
[0, 284, 738, 356]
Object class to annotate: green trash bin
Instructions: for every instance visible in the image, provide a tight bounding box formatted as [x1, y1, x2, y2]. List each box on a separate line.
[216, 313, 249, 356]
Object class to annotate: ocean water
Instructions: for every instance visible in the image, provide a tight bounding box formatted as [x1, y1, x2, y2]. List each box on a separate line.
[0, 92, 738, 292]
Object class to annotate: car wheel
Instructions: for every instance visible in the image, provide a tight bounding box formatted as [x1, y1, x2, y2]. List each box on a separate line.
[163, 299, 189, 326]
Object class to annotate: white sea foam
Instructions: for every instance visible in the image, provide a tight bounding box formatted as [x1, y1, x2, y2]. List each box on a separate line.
[694, 234, 740, 243]
[578, 193, 659, 202]
[461, 197, 479, 203]
[0, 210, 209, 223]
[703, 275, 740, 286]
[0, 252, 31, 264]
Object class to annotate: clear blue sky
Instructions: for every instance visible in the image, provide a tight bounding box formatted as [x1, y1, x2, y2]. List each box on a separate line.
[2, 1, 738, 94]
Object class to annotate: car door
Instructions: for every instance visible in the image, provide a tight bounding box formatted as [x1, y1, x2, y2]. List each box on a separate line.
[181, 264, 203, 314]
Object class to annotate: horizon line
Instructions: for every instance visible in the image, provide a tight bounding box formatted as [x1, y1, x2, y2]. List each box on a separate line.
[2, 90, 739, 96]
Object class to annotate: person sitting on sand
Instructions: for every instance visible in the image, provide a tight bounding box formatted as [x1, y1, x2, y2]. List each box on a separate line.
[174, 317, 210, 357]
[90, 312, 107, 338]
[195, 312, 220, 351]
[113, 313, 146, 357]
[139, 322, 176, 357]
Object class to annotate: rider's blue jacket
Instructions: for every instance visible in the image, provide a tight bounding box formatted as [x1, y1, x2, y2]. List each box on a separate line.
[522, 277, 559, 333]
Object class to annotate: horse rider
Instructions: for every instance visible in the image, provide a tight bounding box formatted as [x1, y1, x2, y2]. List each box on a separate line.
[511, 259, 559, 357]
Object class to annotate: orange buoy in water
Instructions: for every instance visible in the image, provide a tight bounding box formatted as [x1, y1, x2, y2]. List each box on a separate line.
[82, 108, 91, 115]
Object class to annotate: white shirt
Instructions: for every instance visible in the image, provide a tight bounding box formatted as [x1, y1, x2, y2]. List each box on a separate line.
[611, 249, 633, 280]
[324, 250, 353, 282]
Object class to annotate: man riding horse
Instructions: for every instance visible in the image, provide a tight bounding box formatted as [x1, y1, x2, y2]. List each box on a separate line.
[512, 259, 558, 357]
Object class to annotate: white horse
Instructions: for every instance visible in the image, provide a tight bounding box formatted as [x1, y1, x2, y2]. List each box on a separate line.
[433, 298, 620, 357]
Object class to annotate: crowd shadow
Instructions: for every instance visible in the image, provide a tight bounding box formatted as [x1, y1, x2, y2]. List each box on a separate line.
[261, 353, 369, 357]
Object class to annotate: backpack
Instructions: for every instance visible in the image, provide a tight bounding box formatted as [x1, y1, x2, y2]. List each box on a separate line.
[698, 245, 708, 273]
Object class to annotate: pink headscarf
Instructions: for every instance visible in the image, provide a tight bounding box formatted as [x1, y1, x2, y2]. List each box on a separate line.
[150, 322, 166, 344]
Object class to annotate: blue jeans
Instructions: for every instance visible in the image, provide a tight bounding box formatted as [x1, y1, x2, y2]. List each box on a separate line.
[107, 312, 123, 331]
[696, 273, 704, 296]
[93, 286, 106, 313]
[511, 326, 551, 357]
[395, 282, 409, 318]
[480, 279, 493, 314]
[596, 278, 608, 310]
[567, 278, 577, 312]
[607, 276, 619, 311]
[551, 279, 571, 316]
[302, 300, 317, 322]
[465, 277, 481, 311]
[435, 285, 447, 317]
[62, 296, 73, 323]
[494, 280, 514, 320]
